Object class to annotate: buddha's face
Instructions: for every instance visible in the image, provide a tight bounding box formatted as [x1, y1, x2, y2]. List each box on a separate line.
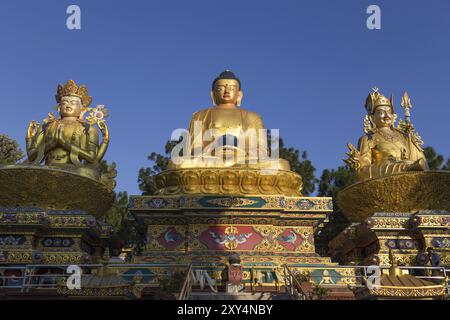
[372, 105, 394, 128]
[213, 79, 242, 106]
[59, 95, 82, 118]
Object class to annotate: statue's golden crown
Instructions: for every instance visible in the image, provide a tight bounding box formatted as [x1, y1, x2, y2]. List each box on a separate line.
[365, 87, 393, 114]
[56, 80, 92, 108]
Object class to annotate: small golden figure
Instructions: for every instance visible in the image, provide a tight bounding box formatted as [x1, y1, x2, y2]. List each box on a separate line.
[345, 88, 427, 181]
[25, 80, 110, 180]
[319, 269, 335, 284]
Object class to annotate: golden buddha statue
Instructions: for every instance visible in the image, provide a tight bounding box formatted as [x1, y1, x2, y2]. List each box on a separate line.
[169, 70, 290, 171]
[25, 80, 112, 181]
[345, 88, 427, 181]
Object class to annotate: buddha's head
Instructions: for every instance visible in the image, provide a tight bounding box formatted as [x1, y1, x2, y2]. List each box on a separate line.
[211, 70, 243, 107]
[56, 80, 92, 119]
[365, 88, 396, 128]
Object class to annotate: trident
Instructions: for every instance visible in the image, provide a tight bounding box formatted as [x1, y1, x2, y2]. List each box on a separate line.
[401, 91, 412, 123]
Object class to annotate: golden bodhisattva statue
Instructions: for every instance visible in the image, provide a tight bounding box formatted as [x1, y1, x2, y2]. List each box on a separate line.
[345, 88, 427, 181]
[0, 80, 115, 215]
[25, 80, 114, 184]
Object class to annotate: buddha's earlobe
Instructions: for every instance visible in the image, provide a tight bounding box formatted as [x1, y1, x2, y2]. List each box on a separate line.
[368, 114, 377, 128]
[236, 91, 243, 107]
[210, 91, 217, 106]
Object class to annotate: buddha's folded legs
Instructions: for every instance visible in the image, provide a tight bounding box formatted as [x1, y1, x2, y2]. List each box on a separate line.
[357, 158, 427, 181]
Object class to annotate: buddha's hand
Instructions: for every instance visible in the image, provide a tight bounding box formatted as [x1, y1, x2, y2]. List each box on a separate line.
[43, 126, 58, 152]
[56, 125, 70, 150]
[98, 122, 109, 142]
[345, 143, 362, 170]
[26, 121, 40, 140]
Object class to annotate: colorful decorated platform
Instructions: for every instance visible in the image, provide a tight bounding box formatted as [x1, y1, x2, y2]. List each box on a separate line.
[129, 194, 333, 267]
[0, 206, 109, 265]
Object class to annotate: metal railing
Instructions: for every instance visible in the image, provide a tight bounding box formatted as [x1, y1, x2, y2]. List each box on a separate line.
[285, 265, 450, 285]
[177, 264, 193, 300]
[0, 263, 189, 292]
[248, 266, 283, 292]
[282, 264, 309, 300]
[361, 265, 449, 286]
[0, 264, 103, 292]
[282, 265, 450, 299]
[1, 264, 449, 297]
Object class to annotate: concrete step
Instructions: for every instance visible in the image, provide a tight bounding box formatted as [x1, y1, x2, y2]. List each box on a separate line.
[188, 292, 293, 300]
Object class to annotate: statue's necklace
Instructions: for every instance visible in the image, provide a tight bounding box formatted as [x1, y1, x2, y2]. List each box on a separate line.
[378, 129, 399, 142]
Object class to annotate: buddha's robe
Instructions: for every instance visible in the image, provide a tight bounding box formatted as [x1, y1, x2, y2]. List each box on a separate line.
[356, 127, 427, 180]
[168, 106, 290, 170]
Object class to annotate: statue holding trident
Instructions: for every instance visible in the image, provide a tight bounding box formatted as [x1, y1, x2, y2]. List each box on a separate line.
[345, 88, 427, 181]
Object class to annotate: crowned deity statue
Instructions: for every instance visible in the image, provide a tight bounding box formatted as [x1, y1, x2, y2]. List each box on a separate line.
[345, 88, 427, 181]
[25, 80, 115, 185]
[169, 70, 290, 171]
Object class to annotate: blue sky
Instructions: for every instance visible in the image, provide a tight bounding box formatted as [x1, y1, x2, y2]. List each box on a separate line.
[0, 0, 449, 195]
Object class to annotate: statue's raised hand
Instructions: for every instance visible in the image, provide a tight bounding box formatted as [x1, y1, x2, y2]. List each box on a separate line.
[345, 143, 362, 170]
[98, 121, 109, 142]
[55, 125, 70, 150]
[26, 121, 40, 140]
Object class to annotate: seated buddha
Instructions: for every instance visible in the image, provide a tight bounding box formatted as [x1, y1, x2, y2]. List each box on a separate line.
[25, 80, 112, 182]
[168, 70, 290, 171]
[345, 88, 427, 181]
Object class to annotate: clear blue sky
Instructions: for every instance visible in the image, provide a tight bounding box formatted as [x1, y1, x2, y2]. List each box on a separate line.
[0, 0, 449, 195]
